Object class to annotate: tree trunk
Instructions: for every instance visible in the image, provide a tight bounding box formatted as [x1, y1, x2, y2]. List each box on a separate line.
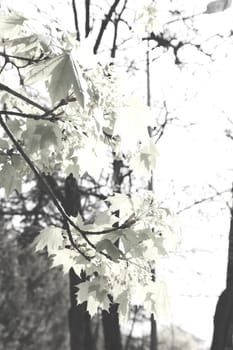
[63, 174, 93, 350]
[102, 303, 123, 350]
[146, 40, 158, 350]
[69, 269, 94, 350]
[150, 269, 158, 350]
[101, 159, 123, 350]
[210, 192, 233, 350]
[150, 314, 158, 350]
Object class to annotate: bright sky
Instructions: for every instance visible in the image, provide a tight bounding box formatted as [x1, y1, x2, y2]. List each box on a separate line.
[151, 3, 233, 346]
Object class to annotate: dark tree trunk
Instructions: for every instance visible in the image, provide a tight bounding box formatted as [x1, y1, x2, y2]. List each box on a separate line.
[101, 159, 123, 350]
[150, 269, 158, 350]
[210, 191, 233, 350]
[69, 269, 94, 350]
[150, 314, 158, 350]
[102, 304, 123, 350]
[63, 173, 93, 350]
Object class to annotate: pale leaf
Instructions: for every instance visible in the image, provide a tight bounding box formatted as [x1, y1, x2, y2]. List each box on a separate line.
[69, 49, 87, 109]
[113, 97, 154, 153]
[0, 14, 26, 38]
[48, 54, 73, 104]
[87, 294, 99, 317]
[107, 193, 133, 221]
[77, 281, 89, 304]
[25, 55, 64, 85]
[0, 163, 21, 197]
[144, 280, 171, 322]
[115, 290, 130, 322]
[33, 226, 64, 254]
[51, 249, 85, 274]
[206, 0, 232, 13]
[25, 52, 87, 108]
[130, 140, 157, 179]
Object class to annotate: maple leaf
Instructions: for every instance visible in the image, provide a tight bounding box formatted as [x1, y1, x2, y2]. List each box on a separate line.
[25, 50, 87, 108]
[51, 249, 86, 274]
[115, 290, 130, 322]
[96, 239, 122, 262]
[33, 226, 64, 254]
[107, 193, 134, 222]
[0, 163, 22, 197]
[130, 140, 157, 179]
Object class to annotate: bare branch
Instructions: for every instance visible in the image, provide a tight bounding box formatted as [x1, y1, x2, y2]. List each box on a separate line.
[177, 188, 231, 214]
[0, 110, 57, 121]
[72, 0, 80, 41]
[110, 0, 128, 58]
[85, 0, 91, 37]
[0, 51, 45, 63]
[164, 12, 204, 26]
[0, 83, 48, 112]
[93, 0, 121, 54]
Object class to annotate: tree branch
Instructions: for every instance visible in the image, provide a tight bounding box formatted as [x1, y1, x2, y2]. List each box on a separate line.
[0, 113, 87, 251]
[0, 51, 45, 63]
[93, 0, 121, 54]
[85, 0, 91, 38]
[110, 0, 128, 58]
[72, 0, 80, 41]
[0, 113, 131, 264]
[0, 110, 57, 121]
[177, 188, 231, 214]
[0, 83, 48, 112]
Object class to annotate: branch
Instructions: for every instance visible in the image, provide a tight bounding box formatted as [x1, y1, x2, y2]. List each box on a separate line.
[177, 188, 232, 214]
[93, 0, 121, 54]
[64, 220, 91, 261]
[0, 83, 48, 112]
[72, 0, 80, 41]
[164, 12, 204, 26]
[154, 100, 170, 143]
[110, 0, 128, 58]
[85, 0, 91, 37]
[0, 114, 66, 216]
[0, 114, 88, 251]
[0, 113, 131, 264]
[0, 51, 45, 63]
[0, 110, 57, 121]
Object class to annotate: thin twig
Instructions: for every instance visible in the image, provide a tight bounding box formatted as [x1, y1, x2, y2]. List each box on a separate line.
[164, 12, 204, 26]
[177, 188, 232, 214]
